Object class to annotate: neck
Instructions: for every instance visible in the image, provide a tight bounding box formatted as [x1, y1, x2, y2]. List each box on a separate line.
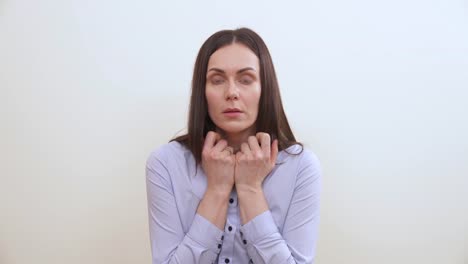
[216, 128, 255, 153]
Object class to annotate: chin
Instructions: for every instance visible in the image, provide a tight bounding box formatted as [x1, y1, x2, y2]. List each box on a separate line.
[215, 122, 255, 135]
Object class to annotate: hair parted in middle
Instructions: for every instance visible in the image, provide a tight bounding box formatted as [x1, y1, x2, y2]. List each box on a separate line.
[172, 27, 303, 165]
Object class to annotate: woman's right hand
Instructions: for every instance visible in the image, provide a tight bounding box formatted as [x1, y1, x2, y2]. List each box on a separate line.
[201, 131, 235, 196]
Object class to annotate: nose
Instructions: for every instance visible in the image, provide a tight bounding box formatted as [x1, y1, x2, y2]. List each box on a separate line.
[225, 80, 239, 100]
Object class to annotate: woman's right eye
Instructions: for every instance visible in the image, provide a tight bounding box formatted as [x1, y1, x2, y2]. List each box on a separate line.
[211, 77, 224, 85]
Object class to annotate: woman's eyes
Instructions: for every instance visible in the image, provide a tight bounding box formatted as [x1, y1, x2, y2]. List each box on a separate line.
[209, 75, 254, 85]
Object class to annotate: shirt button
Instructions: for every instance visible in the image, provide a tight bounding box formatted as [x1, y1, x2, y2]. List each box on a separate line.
[229, 198, 234, 204]
[228, 226, 233, 232]
[221, 235, 224, 240]
[225, 258, 230, 263]
[243, 239, 247, 244]
[218, 244, 222, 249]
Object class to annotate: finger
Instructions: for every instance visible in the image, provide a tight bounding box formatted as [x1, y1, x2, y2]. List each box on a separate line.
[270, 139, 279, 165]
[247, 136, 261, 154]
[226, 146, 234, 155]
[212, 139, 228, 153]
[203, 131, 215, 150]
[235, 151, 243, 161]
[203, 131, 221, 150]
[256, 132, 271, 157]
[241, 142, 252, 157]
[220, 146, 234, 158]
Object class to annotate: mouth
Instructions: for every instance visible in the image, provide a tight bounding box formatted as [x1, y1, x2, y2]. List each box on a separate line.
[223, 108, 242, 113]
[223, 108, 243, 117]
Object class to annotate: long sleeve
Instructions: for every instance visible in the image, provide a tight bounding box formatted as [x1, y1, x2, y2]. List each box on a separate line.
[145, 151, 225, 264]
[239, 150, 322, 264]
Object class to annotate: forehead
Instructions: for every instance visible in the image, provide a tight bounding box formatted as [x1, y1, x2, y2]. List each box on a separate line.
[207, 43, 259, 72]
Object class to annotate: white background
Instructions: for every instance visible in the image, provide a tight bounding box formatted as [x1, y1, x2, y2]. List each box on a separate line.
[1, 0, 467, 263]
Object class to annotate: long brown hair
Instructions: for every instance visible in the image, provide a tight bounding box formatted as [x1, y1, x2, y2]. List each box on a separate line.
[171, 27, 303, 165]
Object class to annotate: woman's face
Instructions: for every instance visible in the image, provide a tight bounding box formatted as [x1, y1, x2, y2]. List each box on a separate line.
[205, 43, 261, 136]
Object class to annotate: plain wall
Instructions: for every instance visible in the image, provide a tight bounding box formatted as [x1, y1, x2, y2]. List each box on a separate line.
[1, 0, 467, 263]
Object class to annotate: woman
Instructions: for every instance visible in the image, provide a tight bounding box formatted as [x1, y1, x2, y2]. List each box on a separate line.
[146, 27, 322, 264]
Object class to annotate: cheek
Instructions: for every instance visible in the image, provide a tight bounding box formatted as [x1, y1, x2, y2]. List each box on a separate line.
[205, 89, 214, 106]
[205, 88, 220, 113]
[248, 87, 261, 112]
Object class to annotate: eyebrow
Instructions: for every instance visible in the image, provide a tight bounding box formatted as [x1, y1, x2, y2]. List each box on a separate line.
[207, 67, 257, 74]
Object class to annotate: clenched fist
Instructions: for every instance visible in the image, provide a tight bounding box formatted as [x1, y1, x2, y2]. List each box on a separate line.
[234, 132, 279, 192]
[201, 131, 236, 196]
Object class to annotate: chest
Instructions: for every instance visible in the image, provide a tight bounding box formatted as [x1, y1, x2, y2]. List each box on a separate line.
[171, 163, 298, 234]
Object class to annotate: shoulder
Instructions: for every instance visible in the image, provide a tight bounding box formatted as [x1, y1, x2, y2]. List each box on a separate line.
[278, 144, 322, 180]
[279, 144, 320, 166]
[146, 141, 192, 168]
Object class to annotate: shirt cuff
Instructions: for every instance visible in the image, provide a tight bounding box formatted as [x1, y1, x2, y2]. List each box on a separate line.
[187, 213, 225, 251]
[240, 210, 279, 244]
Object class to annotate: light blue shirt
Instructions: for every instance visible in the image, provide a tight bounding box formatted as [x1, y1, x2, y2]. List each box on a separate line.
[146, 141, 322, 264]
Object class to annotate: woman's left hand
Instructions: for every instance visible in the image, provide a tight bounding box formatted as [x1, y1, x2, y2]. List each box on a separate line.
[234, 132, 278, 192]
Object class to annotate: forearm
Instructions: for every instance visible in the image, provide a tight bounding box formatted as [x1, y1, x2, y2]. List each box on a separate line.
[147, 157, 224, 264]
[237, 186, 269, 225]
[239, 211, 297, 264]
[235, 149, 322, 264]
[197, 188, 231, 230]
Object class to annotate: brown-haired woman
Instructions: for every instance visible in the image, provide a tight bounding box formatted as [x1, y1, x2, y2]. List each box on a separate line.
[146, 27, 322, 264]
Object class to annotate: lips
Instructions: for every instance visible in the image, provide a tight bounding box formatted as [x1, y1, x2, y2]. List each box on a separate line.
[223, 108, 242, 113]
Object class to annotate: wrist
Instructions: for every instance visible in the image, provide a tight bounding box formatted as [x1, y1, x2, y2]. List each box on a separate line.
[198, 188, 231, 230]
[236, 187, 269, 225]
[235, 184, 263, 196]
[236, 186, 266, 206]
[204, 186, 232, 201]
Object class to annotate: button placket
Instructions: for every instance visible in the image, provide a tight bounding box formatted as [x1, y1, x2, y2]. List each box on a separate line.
[229, 190, 238, 207]
[240, 230, 247, 246]
[221, 190, 238, 264]
[226, 225, 235, 233]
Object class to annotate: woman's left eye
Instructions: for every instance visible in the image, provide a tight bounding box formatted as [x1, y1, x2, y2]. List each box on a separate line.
[239, 77, 253, 85]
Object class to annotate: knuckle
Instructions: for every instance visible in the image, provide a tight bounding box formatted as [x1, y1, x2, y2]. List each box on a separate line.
[209, 152, 218, 160]
[202, 149, 208, 157]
